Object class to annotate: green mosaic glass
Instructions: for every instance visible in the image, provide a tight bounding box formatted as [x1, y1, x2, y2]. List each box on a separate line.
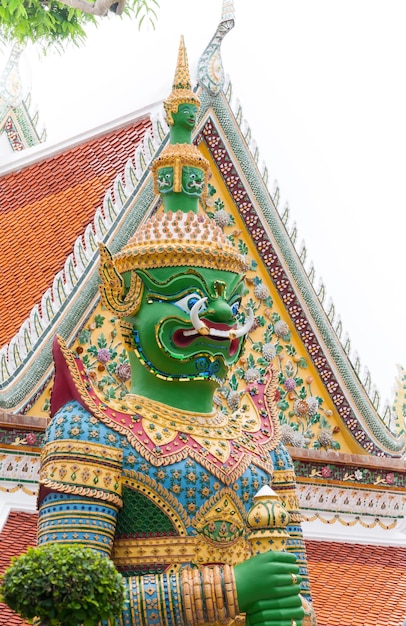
[115, 486, 177, 537]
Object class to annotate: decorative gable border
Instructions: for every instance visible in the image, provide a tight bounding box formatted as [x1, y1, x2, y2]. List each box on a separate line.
[197, 84, 404, 456]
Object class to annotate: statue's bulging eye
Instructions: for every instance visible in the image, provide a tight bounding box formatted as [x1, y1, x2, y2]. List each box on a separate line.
[187, 296, 199, 309]
[173, 293, 207, 314]
[231, 300, 241, 316]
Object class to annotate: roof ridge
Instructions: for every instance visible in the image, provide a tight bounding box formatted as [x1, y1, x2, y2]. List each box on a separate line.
[0, 101, 162, 173]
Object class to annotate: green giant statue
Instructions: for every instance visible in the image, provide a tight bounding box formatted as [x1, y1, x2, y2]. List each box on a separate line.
[38, 38, 313, 626]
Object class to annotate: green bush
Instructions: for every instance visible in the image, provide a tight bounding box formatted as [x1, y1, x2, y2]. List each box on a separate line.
[0, 543, 126, 626]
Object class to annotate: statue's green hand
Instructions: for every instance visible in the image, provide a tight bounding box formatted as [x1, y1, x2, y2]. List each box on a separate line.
[234, 552, 301, 613]
[245, 597, 305, 625]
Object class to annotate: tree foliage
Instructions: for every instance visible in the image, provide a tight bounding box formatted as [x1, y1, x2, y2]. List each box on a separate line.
[0, 0, 159, 50]
[0, 543, 126, 626]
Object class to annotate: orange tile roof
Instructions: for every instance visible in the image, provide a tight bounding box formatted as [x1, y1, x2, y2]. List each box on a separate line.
[307, 540, 406, 625]
[2, 511, 406, 626]
[0, 117, 152, 348]
[0, 511, 38, 625]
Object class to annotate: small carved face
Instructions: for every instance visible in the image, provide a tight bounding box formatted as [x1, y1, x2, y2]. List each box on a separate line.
[171, 103, 198, 130]
[181, 166, 205, 197]
[157, 167, 174, 193]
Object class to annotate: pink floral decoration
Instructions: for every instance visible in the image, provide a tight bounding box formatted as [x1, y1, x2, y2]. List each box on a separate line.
[321, 466, 331, 478]
[385, 473, 395, 484]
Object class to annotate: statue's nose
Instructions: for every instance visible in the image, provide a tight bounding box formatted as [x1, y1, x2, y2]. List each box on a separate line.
[206, 299, 234, 323]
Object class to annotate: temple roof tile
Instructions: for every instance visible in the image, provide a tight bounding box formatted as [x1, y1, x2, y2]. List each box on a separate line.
[0, 115, 152, 349]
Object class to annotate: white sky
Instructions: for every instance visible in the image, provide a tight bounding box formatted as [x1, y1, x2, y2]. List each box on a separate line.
[2, 0, 405, 406]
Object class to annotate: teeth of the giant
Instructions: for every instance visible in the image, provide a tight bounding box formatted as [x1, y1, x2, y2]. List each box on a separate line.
[183, 328, 230, 338]
[190, 297, 209, 333]
[187, 297, 255, 340]
[183, 329, 199, 337]
[207, 327, 230, 338]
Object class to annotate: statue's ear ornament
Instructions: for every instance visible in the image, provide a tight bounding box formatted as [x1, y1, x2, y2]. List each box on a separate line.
[98, 243, 143, 317]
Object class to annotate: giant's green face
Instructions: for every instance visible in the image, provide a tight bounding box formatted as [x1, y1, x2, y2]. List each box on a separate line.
[123, 266, 247, 384]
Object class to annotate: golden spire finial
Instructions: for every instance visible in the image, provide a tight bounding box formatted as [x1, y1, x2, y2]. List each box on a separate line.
[173, 35, 191, 90]
[164, 36, 200, 126]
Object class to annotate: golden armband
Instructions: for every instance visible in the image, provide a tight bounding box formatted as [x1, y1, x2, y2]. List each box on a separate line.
[39, 439, 123, 506]
[180, 564, 240, 625]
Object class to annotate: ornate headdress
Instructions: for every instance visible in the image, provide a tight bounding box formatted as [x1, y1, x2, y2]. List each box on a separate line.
[99, 39, 246, 319]
[163, 36, 201, 126]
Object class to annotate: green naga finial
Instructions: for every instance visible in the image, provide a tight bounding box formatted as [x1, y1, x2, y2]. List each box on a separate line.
[152, 37, 210, 213]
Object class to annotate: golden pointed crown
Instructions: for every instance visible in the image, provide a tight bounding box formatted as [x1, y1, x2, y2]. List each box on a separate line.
[164, 36, 201, 126]
[109, 208, 247, 275]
